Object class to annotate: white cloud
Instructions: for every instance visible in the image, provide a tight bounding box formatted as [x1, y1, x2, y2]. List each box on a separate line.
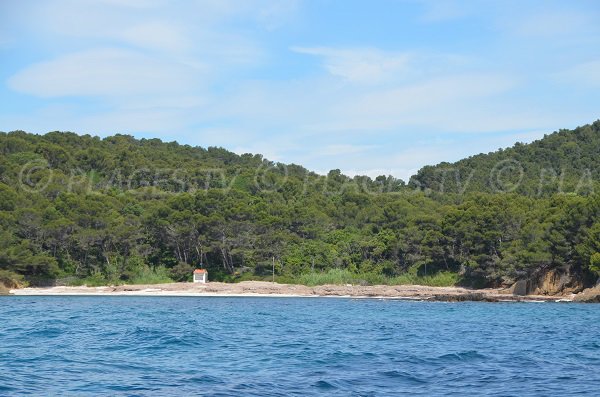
[3, 0, 600, 182]
[8, 48, 205, 98]
[256, 0, 300, 30]
[511, 10, 592, 38]
[304, 73, 521, 133]
[346, 73, 515, 114]
[316, 144, 379, 157]
[205, 61, 567, 141]
[20, 0, 266, 65]
[419, 0, 469, 22]
[555, 59, 600, 87]
[292, 46, 412, 84]
[120, 22, 192, 53]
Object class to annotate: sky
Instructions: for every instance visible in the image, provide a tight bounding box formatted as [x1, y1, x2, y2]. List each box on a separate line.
[1, 0, 599, 181]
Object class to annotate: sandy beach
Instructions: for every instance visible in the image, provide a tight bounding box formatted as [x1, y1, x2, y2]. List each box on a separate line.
[8, 281, 573, 302]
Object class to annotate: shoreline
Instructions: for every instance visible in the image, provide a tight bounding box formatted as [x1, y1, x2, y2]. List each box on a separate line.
[8, 281, 575, 302]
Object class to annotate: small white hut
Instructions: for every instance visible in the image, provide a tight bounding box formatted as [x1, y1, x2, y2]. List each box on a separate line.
[193, 269, 208, 283]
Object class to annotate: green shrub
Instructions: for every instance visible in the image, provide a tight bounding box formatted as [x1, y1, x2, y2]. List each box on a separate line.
[129, 265, 173, 285]
[0, 269, 26, 289]
[68, 271, 108, 287]
[170, 262, 194, 282]
[389, 271, 460, 287]
[283, 269, 459, 287]
[67, 264, 174, 287]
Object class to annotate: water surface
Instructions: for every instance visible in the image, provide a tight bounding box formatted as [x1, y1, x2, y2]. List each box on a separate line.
[1, 297, 598, 396]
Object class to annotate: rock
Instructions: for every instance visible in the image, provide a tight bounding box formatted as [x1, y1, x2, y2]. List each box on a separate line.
[500, 276, 516, 289]
[573, 287, 600, 303]
[531, 269, 583, 295]
[509, 269, 585, 297]
[432, 293, 497, 302]
[510, 280, 529, 296]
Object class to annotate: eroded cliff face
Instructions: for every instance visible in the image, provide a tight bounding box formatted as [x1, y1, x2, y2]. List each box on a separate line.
[508, 268, 586, 296]
[531, 269, 585, 295]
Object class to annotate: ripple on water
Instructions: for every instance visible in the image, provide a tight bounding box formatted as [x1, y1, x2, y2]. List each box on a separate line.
[313, 380, 337, 390]
[436, 350, 488, 362]
[379, 370, 427, 384]
[1, 297, 600, 396]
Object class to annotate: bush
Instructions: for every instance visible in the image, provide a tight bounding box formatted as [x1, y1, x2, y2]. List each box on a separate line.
[0, 269, 26, 289]
[170, 262, 194, 282]
[129, 265, 173, 285]
[68, 271, 108, 287]
[389, 271, 460, 287]
[293, 269, 386, 286]
[284, 269, 459, 287]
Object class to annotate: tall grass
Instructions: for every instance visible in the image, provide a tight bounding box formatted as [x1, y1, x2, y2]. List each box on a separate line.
[65, 266, 458, 288]
[68, 272, 107, 287]
[68, 266, 173, 287]
[128, 266, 173, 285]
[388, 271, 460, 287]
[291, 268, 459, 287]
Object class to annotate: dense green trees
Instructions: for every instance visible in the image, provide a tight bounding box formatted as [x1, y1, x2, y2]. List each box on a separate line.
[0, 122, 599, 288]
[410, 120, 600, 196]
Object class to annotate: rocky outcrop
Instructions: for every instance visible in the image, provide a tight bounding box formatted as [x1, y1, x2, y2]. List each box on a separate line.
[432, 293, 498, 302]
[508, 268, 584, 296]
[509, 280, 529, 296]
[531, 268, 584, 295]
[573, 287, 600, 303]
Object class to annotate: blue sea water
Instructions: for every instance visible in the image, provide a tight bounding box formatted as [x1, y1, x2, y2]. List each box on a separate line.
[0, 297, 599, 396]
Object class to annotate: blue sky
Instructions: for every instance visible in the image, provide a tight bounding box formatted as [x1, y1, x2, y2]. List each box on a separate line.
[1, 0, 599, 181]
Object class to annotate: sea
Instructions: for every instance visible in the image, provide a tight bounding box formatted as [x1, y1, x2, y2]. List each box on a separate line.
[1, 297, 599, 396]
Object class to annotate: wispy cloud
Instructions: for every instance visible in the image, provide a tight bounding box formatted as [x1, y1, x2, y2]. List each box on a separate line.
[120, 22, 192, 53]
[8, 48, 205, 98]
[334, 73, 517, 128]
[256, 0, 300, 31]
[509, 9, 593, 38]
[555, 59, 600, 87]
[316, 144, 379, 157]
[418, 0, 470, 22]
[292, 47, 412, 84]
[2, 0, 600, 180]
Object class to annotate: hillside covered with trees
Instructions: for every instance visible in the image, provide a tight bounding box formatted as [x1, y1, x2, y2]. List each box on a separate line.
[1, 121, 600, 290]
[410, 121, 600, 196]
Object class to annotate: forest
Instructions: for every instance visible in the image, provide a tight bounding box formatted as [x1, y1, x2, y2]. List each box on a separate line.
[1, 120, 600, 290]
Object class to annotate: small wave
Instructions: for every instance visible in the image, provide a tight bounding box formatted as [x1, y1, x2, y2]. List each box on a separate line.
[331, 350, 377, 359]
[24, 327, 63, 338]
[156, 334, 200, 348]
[188, 375, 224, 385]
[584, 342, 600, 349]
[314, 380, 337, 390]
[2, 296, 598, 396]
[126, 326, 163, 337]
[380, 370, 426, 384]
[436, 351, 487, 362]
